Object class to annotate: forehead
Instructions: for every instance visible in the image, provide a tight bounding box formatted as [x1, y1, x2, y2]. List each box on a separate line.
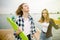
[22, 4, 29, 7]
[42, 11, 48, 14]
[43, 10, 48, 13]
[43, 10, 47, 12]
[23, 3, 28, 6]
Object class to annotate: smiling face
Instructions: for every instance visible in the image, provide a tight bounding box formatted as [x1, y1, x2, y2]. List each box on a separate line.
[22, 3, 29, 12]
[42, 10, 48, 18]
[40, 9, 49, 23]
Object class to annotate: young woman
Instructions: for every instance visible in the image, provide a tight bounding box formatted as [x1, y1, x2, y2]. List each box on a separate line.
[38, 9, 60, 40]
[15, 3, 36, 40]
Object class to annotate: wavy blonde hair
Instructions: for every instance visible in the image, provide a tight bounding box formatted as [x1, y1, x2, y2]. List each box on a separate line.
[39, 9, 50, 23]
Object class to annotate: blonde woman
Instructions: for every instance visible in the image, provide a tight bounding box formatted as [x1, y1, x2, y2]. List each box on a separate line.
[38, 9, 60, 40]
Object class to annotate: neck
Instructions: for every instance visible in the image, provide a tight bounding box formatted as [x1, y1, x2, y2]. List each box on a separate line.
[44, 17, 47, 22]
[23, 11, 29, 18]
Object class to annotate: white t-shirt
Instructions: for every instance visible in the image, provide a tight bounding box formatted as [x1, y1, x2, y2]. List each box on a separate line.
[35, 21, 49, 33]
[24, 18, 31, 35]
[41, 22, 49, 33]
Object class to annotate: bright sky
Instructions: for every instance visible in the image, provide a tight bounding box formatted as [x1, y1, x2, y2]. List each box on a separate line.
[0, 0, 60, 14]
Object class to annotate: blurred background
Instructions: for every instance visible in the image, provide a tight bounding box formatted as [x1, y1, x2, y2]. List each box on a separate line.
[0, 0, 60, 40]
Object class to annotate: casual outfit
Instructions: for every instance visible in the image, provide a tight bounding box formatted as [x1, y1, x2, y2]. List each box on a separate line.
[37, 18, 59, 40]
[40, 22, 51, 40]
[41, 22, 49, 33]
[14, 15, 36, 40]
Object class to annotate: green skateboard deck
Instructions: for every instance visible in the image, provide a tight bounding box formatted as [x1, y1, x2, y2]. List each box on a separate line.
[7, 17, 28, 40]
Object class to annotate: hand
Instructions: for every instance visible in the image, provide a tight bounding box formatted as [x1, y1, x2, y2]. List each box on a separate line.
[16, 27, 22, 35]
[32, 28, 40, 40]
[58, 25, 60, 28]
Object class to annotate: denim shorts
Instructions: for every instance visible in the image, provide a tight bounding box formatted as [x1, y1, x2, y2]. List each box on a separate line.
[40, 31, 52, 40]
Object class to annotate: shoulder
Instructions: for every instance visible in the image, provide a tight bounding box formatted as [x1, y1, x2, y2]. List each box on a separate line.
[38, 19, 42, 23]
[49, 18, 54, 22]
[16, 15, 22, 21]
[49, 18, 54, 21]
[28, 15, 33, 20]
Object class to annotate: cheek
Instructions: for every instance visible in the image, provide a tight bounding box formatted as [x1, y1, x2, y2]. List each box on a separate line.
[23, 7, 26, 10]
[43, 14, 47, 17]
[23, 7, 29, 11]
[44, 13, 47, 15]
[26, 7, 29, 10]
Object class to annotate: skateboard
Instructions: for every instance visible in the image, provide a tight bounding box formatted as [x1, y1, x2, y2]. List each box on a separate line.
[7, 17, 28, 40]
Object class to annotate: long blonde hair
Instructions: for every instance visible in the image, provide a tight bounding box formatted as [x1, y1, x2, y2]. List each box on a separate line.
[39, 9, 50, 23]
